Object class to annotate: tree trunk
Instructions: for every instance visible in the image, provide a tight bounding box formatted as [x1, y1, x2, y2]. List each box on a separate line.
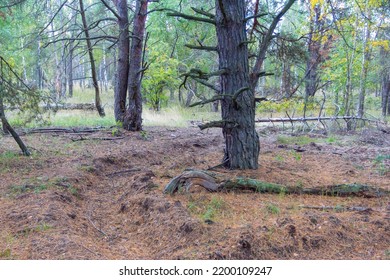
[79, 0, 105, 117]
[0, 97, 30, 156]
[305, 3, 323, 98]
[249, 0, 296, 91]
[216, 0, 259, 169]
[114, 0, 130, 123]
[357, 10, 371, 118]
[380, 46, 390, 116]
[68, 40, 74, 97]
[123, 0, 148, 131]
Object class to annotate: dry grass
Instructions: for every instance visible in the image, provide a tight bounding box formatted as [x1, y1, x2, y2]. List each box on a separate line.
[0, 126, 389, 259]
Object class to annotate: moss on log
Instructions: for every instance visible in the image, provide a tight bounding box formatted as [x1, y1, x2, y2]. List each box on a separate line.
[163, 170, 388, 198]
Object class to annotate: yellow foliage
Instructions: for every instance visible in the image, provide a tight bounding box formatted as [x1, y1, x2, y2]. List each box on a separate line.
[310, 0, 324, 9]
[371, 40, 390, 51]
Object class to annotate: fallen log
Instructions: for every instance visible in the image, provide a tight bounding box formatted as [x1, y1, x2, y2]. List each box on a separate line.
[25, 127, 106, 134]
[6, 103, 96, 111]
[164, 170, 388, 198]
[255, 116, 377, 123]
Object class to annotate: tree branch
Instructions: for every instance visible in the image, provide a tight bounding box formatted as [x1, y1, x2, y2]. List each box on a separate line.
[185, 44, 218, 52]
[191, 7, 215, 19]
[167, 11, 216, 25]
[189, 94, 230, 107]
[198, 120, 238, 130]
[250, 0, 296, 89]
[245, 12, 268, 22]
[191, 77, 220, 92]
[99, 0, 120, 19]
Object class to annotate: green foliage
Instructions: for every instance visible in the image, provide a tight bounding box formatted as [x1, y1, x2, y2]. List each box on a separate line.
[290, 150, 302, 161]
[142, 51, 179, 111]
[139, 130, 149, 140]
[277, 135, 314, 145]
[186, 195, 226, 222]
[265, 203, 280, 215]
[0, 249, 12, 259]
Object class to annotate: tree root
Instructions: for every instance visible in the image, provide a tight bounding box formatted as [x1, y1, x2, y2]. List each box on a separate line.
[164, 170, 389, 198]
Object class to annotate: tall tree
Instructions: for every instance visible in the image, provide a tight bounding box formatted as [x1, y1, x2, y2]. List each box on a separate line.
[215, 0, 259, 169]
[111, 0, 130, 123]
[123, 0, 148, 131]
[357, 7, 372, 118]
[305, 1, 325, 98]
[79, 0, 106, 117]
[170, 0, 296, 169]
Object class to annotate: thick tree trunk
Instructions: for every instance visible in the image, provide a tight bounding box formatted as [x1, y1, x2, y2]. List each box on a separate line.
[215, 0, 259, 169]
[113, 0, 130, 123]
[79, 0, 105, 117]
[123, 0, 147, 131]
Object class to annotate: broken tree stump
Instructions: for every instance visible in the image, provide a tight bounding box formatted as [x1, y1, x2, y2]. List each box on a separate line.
[163, 170, 388, 198]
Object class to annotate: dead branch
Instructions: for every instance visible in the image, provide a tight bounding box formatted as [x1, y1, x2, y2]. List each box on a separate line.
[70, 136, 125, 142]
[298, 205, 373, 212]
[26, 127, 106, 134]
[86, 214, 107, 236]
[198, 120, 238, 130]
[255, 116, 378, 123]
[105, 168, 143, 177]
[185, 44, 218, 52]
[167, 11, 216, 25]
[191, 7, 215, 19]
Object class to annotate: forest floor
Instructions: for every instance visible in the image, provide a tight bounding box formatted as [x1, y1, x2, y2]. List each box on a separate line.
[0, 125, 389, 260]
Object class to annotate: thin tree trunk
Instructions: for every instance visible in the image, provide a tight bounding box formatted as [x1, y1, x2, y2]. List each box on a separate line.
[380, 46, 390, 116]
[305, 3, 323, 98]
[123, 0, 148, 131]
[249, 0, 296, 91]
[0, 97, 30, 156]
[216, 0, 259, 169]
[113, 0, 130, 123]
[79, 0, 105, 117]
[68, 40, 74, 97]
[357, 10, 371, 118]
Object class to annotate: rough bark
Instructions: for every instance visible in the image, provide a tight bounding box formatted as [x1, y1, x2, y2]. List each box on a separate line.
[113, 0, 129, 123]
[215, 0, 259, 169]
[123, 0, 147, 131]
[79, 0, 105, 117]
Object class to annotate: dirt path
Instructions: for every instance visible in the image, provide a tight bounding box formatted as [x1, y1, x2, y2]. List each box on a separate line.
[0, 127, 389, 259]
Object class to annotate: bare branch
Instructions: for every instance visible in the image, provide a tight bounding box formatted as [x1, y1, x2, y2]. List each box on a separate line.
[99, 0, 121, 19]
[167, 11, 216, 25]
[245, 12, 268, 22]
[185, 44, 218, 52]
[189, 94, 230, 107]
[0, 0, 26, 9]
[191, 7, 215, 19]
[198, 120, 238, 130]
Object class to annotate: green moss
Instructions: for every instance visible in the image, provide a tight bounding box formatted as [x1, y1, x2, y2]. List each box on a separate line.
[231, 178, 287, 194]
